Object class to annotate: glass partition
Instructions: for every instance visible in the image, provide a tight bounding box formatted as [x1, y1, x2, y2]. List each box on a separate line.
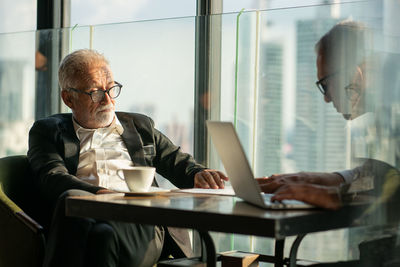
[0, 30, 36, 156]
[0, 0, 399, 264]
[69, 17, 196, 157]
[70, 0, 196, 25]
[209, 0, 400, 264]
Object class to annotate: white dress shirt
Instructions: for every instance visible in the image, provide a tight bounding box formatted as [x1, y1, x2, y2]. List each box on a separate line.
[73, 116, 133, 192]
[338, 112, 391, 191]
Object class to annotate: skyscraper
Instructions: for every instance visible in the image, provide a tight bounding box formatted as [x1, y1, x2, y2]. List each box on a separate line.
[256, 42, 284, 176]
[293, 16, 347, 173]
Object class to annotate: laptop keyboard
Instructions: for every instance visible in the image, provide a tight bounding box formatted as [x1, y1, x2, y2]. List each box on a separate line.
[261, 193, 313, 209]
[262, 193, 278, 205]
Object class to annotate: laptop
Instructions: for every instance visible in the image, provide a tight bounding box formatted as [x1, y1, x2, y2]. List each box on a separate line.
[206, 121, 314, 209]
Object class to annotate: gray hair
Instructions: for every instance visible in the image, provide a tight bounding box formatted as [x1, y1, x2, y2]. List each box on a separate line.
[315, 20, 368, 71]
[58, 49, 109, 91]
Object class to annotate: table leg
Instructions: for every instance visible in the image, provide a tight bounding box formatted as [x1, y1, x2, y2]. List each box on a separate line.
[198, 231, 216, 267]
[289, 234, 306, 267]
[275, 239, 285, 267]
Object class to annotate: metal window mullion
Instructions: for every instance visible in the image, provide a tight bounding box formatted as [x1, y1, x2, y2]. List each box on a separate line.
[36, 0, 70, 119]
[194, 0, 222, 166]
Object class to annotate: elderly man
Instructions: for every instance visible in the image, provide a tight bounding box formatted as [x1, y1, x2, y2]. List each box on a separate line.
[28, 49, 228, 267]
[257, 21, 399, 210]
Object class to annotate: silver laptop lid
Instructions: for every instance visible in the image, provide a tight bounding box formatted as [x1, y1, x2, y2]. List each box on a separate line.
[207, 121, 314, 210]
[206, 121, 267, 208]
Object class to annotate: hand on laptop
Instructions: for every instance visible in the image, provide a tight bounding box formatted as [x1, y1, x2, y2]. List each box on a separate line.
[194, 169, 229, 189]
[256, 172, 345, 193]
[271, 183, 341, 210]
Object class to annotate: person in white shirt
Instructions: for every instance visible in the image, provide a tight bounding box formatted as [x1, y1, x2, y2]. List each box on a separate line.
[28, 49, 228, 267]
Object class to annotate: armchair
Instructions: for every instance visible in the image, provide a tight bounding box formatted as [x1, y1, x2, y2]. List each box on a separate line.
[0, 155, 46, 267]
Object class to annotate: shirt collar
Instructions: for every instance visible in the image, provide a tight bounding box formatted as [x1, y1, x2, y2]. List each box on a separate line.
[72, 115, 124, 139]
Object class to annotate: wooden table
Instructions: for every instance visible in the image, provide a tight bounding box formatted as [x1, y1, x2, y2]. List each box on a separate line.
[66, 192, 376, 266]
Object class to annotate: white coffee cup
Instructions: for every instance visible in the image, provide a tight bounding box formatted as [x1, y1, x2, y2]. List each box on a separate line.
[117, 166, 155, 193]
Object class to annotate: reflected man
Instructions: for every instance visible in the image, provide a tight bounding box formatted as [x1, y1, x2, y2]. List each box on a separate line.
[258, 21, 400, 210]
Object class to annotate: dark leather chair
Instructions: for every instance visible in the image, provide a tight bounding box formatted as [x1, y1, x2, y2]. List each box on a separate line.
[0, 155, 46, 267]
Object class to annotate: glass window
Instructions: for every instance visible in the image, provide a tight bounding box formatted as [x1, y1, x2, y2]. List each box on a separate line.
[0, 0, 37, 33]
[222, 0, 357, 13]
[66, 16, 196, 188]
[1, 0, 400, 264]
[70, 0, 196, 26]
[69, 0, 197, 188]
[209, 1, 400, 263]
[0, 0, 36, 156]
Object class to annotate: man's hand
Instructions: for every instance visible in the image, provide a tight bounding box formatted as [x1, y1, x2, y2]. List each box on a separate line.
[194, 169, 229, 189]
[256, 172, 345, 193]
[96, 189, 116, 194]
[271, 184, 341, 210]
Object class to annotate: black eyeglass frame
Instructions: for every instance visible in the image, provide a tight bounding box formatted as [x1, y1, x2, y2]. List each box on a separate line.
[67, 81, 123, 103]
[315, 72, 338, 95]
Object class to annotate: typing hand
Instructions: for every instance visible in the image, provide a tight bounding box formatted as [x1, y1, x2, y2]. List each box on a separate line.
[257, 172, 344, 193]
[256, 173, 310, 193]
[271, 184, 341, 210]
[194, 169, 229, 189]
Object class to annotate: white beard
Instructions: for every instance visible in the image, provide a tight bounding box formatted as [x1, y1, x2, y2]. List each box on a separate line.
[94, 104, 115, 127]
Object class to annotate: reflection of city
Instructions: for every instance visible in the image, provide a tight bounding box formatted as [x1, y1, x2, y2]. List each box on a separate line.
[293, 17, 346, 173]
[256, 41, 283, 177]
[124, 103, 194, 190]
[0, 60, 34, 157]
[124, 103, 194, 155]
[251, 9, 351, 263]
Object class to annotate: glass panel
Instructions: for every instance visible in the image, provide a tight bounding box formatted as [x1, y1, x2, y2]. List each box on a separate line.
[0, 0, 37, 33]
[0, 0, 399, 264]
[222, 0, 267, 13]
[68, 17, 196, 188]
[0, 0, 37, 155]
[210, 1, 400, 264]
[0, 30, 36, 156]
[0, 27, 65, 156]
[70, 0, 196, 26]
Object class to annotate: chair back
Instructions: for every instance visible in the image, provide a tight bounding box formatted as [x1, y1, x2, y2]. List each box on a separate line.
[0, 156, 36, 212]
[0, 155, 45, 267]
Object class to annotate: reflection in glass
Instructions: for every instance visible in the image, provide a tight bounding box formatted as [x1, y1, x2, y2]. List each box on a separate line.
[0, 0, 399, 264]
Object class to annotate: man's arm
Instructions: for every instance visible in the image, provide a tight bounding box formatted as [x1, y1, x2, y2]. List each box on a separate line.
[28, 118, 103, 203]
[152, 127, 228, 189]
[271, 183, 342, 210]
[257, 172, 345, 193]
[152, 127, 206, 188]
[127, 113, 228, 189]
[259, 162, 390, 209]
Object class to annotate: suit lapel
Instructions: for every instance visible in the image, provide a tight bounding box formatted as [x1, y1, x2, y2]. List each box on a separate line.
[117, 113, 147, 166]
[60, 114, 80, 174]
[60, 113, 148, 172]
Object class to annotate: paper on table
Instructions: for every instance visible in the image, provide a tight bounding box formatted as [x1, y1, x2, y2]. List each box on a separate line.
[175, 186, 235, 196]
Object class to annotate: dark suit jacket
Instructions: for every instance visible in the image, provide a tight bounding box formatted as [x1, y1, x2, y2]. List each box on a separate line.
[28, 112, 205, 257]
[28, 112, 205, 203]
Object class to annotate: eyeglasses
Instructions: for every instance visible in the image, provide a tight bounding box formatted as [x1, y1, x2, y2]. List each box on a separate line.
[68, 81, 122, 103]
[344, 83, 360, 101]
[315, 72, 338, 95]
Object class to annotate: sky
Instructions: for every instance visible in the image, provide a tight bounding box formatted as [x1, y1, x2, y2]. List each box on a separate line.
[0, 0, 351, 127]
[0, 0, 36, 33]
[0, 0, 348, 33]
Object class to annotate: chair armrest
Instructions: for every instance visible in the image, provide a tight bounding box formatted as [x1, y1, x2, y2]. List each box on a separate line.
[15, 211, 43, 234]
[0, 188, 45, 267]
[0, 187, 43, 233]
